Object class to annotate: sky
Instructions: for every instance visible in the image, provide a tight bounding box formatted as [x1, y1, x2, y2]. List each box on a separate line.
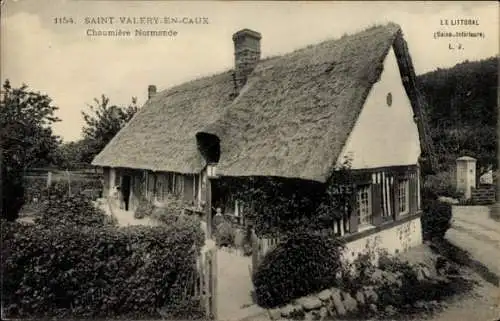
[1, 0, 498, 142]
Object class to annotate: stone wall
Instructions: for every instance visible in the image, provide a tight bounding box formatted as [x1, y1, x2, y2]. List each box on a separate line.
[343, 216, 422, 264]
[471, 184, 496, 205]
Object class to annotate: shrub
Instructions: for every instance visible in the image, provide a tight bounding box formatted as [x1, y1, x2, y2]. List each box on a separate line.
[134, 197, 155, 219]
[423, 172, 462, 199]
[252, 231, 344, 308]
[34, 192, 112, 227]
[421, 198, 452, 241]
[215, 220, 235, 247]
[151, 195, 191, 225]
[1, 217, 205, 319]
[2, 168, 25, 221]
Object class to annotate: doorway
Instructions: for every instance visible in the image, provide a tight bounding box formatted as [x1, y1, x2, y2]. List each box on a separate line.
[121, 175, 131, 211]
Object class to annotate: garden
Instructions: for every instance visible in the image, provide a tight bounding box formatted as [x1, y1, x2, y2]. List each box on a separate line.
[232, 173, 472, 320]
[2, 181, 206, 320]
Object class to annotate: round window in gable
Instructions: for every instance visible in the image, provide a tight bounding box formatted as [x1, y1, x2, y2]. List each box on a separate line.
[386, 92, 393, 106]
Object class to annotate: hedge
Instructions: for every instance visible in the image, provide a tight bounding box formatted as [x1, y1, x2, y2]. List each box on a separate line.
[34, 190, 112, 227]
[1, 217, 205, 319]
[420, 187, 453, 241]
[252, 231, 345, 308]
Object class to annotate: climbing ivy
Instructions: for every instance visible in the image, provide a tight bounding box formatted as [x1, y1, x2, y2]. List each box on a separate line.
[213, 157, 354, 236]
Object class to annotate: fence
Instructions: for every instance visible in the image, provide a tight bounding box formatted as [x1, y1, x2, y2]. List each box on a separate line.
[195, 242, 218, 320]
[252, 233, 282, 271]
[23, 169, 103, 203]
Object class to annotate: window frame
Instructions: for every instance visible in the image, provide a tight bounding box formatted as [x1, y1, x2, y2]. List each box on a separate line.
[356, 184, 373, 227]
[398, 179, 410, 215]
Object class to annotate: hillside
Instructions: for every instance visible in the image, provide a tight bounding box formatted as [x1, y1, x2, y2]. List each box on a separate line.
[417, 57, 498, 171]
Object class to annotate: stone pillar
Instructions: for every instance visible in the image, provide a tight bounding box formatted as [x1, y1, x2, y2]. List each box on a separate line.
[456, 156, 477, 200]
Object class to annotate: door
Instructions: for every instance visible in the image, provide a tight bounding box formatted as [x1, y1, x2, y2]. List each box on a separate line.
[121, 175, 131, 211]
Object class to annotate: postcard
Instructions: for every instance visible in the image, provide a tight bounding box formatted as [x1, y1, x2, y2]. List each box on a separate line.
[1, 1, 499, 321]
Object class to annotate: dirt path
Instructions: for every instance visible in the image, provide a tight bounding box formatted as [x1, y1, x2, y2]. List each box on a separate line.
[428, 272, 499, 321]
[446, 206, 500, 281]
[216, 248, 263, 320]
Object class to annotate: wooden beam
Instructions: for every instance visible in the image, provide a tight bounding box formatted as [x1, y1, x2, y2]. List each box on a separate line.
[206, 177, 213, 239]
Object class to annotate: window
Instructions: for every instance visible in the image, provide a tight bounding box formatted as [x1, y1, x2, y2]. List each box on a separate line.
[356, 185, 372, 226]
[398, 179, 410, 215]
[386, 92, 392, 106]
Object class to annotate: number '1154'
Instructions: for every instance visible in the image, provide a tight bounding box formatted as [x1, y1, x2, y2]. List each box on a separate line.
[54, 17, 74, 24]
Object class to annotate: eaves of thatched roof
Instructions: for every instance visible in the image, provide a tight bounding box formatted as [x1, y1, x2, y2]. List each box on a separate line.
[93, 22, 432, 181]
[92, 71, 236, 173]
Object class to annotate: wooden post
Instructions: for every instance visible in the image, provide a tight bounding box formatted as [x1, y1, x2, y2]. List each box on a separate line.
[46, 171, 52, 188]
[211, 246, 217, 320]
[0, 147, 3, 217]
[206, 177, 212, 239]
[393, 178, 399, 221]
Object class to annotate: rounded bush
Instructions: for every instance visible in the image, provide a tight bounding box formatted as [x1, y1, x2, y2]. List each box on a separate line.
[134, 198, 154, 219]
[252, 231, 344, 308]
[215, 220, 235, 247]
[421, 199, 452, 240]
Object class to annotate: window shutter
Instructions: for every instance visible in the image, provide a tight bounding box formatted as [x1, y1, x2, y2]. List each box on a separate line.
[392, 176, 400, 220]
[348, 187, 358, 233]
[408, 171, 416, 215]
[371, 182, 383, 226]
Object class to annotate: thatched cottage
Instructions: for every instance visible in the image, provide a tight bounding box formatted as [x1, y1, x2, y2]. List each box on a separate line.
[93, 23, 435, 257]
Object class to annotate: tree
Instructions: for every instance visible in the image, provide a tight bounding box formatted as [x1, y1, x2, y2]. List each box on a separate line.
[0, 80, 61, 220]
[80, 95, 138, 163]
[52, 139, 92, 170]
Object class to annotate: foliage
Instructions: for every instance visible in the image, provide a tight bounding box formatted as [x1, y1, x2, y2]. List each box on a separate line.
[34, 189, 111, 227]
[80, 95, 138, 164]
[417, 57, 497, 171]
[1, 80, 61, 220]
[1, 167, 25, 221]
[215, 220, 235, 247]
[23, 174, 103, 206]
[421, 195, 452, 241]
[134, 197, 155, 219]
[52, 140, 94, 170]
[252, 231, 345, 308]
[423, 171, 463, 199]
[1, 217, 205, 319]
[0, 80, 61, 169]
[151, 194, 192, 225]
[338, 248, 474, 318]
[214, 157, 354, 236]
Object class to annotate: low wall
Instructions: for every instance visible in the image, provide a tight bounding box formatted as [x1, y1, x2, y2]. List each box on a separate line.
[343, 216, 422, 264]
[253, 215, 423, 270]
[471, 184, 496, 205]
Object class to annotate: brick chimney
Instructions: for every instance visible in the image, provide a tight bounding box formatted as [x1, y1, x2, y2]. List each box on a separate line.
[148, 85, 157, 100]
[232, 29, 261, 90]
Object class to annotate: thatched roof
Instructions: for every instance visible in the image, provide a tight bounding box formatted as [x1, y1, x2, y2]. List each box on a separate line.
[94, 23, 431, 181]
[201, 23, 409, 182]
[92, 72, 236, 173]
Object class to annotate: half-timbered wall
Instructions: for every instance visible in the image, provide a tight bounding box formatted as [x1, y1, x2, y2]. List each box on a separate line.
[255, 165, 422, 265]
[334, 165, 420, 235]
[106, 168, 204, 211]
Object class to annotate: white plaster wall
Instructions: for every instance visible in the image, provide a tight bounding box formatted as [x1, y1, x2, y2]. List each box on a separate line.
[342, 216, 423, 264]
[109, 168, 116, 197]
[337, 47, 421, 169]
